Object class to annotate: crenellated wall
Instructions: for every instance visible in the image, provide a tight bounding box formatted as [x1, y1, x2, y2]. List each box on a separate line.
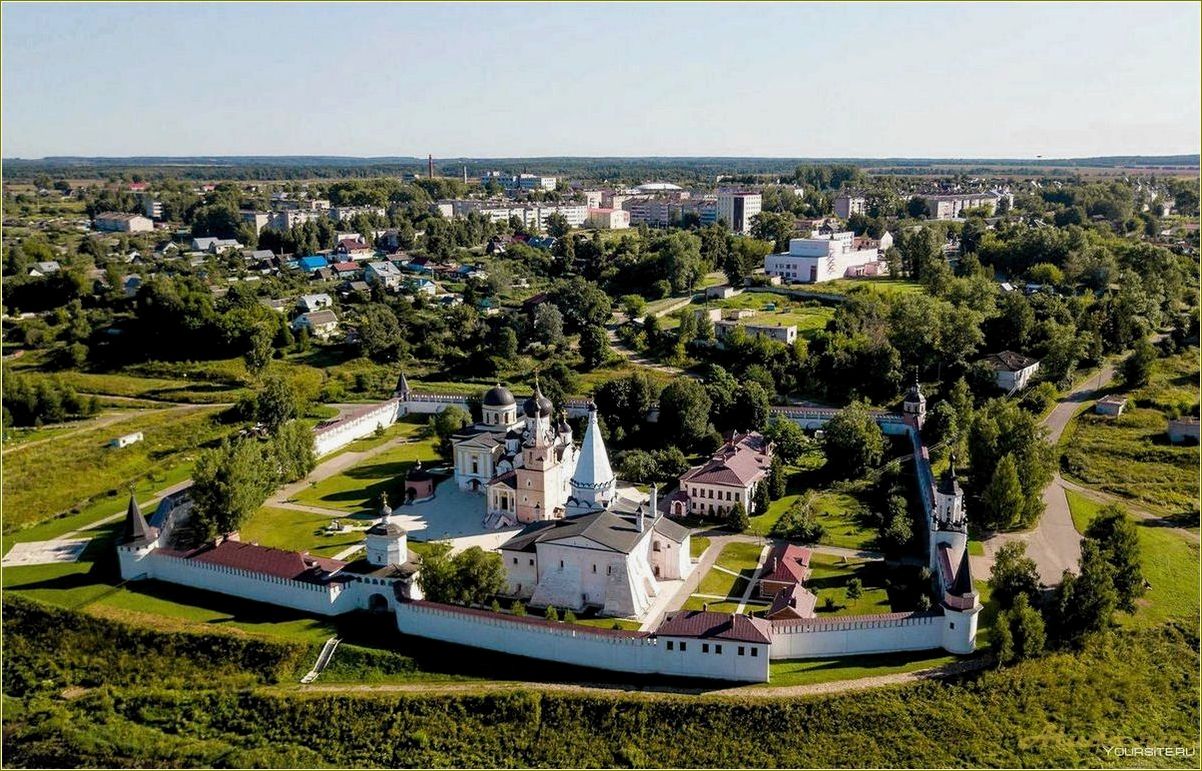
[394, 600, 769, 682]
[769, 611, 944, 659]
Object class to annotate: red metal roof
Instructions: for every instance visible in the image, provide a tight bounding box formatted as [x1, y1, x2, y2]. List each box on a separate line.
[760, 543, 812, 585]
[656, 610, 772, 644]
[160, 539, 345, 583]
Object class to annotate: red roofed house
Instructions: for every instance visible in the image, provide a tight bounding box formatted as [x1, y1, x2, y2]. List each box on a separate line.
[655, 609, 771, 681]
[672, 432, 773, 518]
[757, 543, 812, 598]
[335, 238, 375, 261]
[332, 261, 362, 279]
[765, 581, 818, 620]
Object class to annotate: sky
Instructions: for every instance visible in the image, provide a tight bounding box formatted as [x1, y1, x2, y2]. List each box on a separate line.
[2, 1, 1199, 159]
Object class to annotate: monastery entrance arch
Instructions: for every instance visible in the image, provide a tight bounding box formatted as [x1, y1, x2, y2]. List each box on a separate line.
[368, 593, 389, 613]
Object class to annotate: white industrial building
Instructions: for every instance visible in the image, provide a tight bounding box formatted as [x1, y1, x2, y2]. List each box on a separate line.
[764, 231, 887, 284]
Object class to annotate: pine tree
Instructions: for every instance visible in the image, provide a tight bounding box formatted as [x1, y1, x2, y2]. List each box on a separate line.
[981, 453, 1023, 530]
[1085, 504, 1146, 612]
[727, 501, 749, 533]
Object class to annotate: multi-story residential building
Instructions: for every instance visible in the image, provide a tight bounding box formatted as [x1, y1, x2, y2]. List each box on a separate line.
[329, 205, 387, 222]
[139, 195, 164, 220]
[717, 192, 762, 234]
[269, 209, 326, 230]
[94, 212, 154, 233]
[480, 172, 557, 192]
[582, 190, 604, 208]
[922, 193, 1001, 220]
[834, 193, 867, 219]
[240, 211, 270, 235]
[586, 208, 631, 230]
[764, 231, 887, 284]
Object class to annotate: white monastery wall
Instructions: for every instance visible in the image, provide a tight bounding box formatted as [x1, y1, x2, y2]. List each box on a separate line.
[394, 600, 768, 682]
[769, 612, 943, 659]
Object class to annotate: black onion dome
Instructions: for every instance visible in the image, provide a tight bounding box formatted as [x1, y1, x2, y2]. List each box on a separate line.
[483, 384, 516, 407]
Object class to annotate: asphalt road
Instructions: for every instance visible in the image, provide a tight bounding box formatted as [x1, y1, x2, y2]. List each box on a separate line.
[975, 360, 1119, 585]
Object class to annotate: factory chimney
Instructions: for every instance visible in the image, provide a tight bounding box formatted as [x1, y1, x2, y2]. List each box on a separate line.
[428, 154, 434, 179]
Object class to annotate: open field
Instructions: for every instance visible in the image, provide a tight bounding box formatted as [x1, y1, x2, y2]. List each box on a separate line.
[1064, 489, 1200, 629]
[1, 405, 231, 534]
[1061, 348, 1199, 515]
[693, 541, 765, 599]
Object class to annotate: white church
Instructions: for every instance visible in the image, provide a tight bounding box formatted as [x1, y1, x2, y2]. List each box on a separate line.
[450, 383, 693, 618]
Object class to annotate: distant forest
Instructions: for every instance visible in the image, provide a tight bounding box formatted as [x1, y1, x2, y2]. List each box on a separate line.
[2, 154, 1197, 183]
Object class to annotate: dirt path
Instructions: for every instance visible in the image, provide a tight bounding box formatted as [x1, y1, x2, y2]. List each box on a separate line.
[294, 657, 988, 699]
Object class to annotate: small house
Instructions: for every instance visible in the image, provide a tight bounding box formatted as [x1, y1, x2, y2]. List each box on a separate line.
[1095, 395, 1128, 417]
[109, 431, 144, 448]
[980, 350, 1040, 392]
[292, 309, 339, 341]
[297, 293, 333, 313]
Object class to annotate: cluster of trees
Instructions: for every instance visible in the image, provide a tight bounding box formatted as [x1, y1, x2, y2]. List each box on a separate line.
[416, 542, 507, 606]
[2, 372, 99, 427]
[188, 421, 315, 541]
[988, 504, 1146, 666]
[189, 376, 316, 540]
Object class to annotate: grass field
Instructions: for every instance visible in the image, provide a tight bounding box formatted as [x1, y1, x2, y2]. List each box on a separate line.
[765, 649, 960, 687]
[1061, 348, 1199, 515]
[780, 278, 925, 297]
[1, 405, 232, 534]
[291, 436, 441, 515]
[1064, 489, 1200, 629]
[693, 541, 766, 600]
[807, 554, 893, 616]
[690, 535, 711, 559]
[239, 507, 364, 558]
[748, 450, 880, 551]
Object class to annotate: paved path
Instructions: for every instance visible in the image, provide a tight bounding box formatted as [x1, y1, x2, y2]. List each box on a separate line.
[975, 361, 1119, 584]
[734, 544, 771, 614]
[1058, 476, 1199, 543]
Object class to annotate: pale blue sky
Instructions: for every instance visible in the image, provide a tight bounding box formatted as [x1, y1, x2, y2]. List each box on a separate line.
[2, 2, 1198, 158]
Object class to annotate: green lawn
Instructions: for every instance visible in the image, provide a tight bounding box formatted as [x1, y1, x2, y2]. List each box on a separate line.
[693, 542, 765, 599]
[567, 617, 643, 631]
[240, 507, 364, 558]
[702, 291, 834, 340]
[806, 554, 893, 616]
[291, 436, 441, 516]
[680, 598, 746, 613]
[765, 650, 960, 687]
[1, 406, 231, 534]
[28, 369, 248, 404]
[748, 454, 879, 551]
[784, 278, 925, 297]
[1064, 489, 1200, 629]
[690, 536, 711, 559]
[1060, 347, 1199, 515]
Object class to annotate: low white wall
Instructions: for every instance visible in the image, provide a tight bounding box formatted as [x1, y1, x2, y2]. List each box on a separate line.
[313, 400, 401, 456]
[143, 552, 356, 616]
[769, 611, 944, 659]
[394, 601, 769, 682]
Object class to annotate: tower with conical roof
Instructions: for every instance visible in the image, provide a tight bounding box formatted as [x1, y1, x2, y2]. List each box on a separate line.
[567, 402, 617, 516]
[120, 492, 153, 544]
[116, 490, 160, 579]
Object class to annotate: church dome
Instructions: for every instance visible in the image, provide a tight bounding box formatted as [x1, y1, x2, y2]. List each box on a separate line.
[368, 520, 405, 537]
[523, 392, 553, 418]
[483, 384, 516, 407]
[522, 381, 553, 418]
[406, 460, 431, 482]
